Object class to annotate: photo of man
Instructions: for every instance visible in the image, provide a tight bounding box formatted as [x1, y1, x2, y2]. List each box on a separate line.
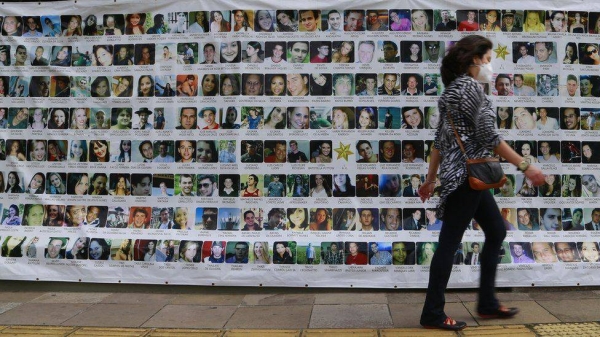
[197, 174, 217, 197]
[324, 10, 343, 32]
[344, 10, 364, 31]
[176, 107, 197, 129]
[299, 10, 320, 32]
[287, 41, 309, 63]
[378, 73, 400, 95]
[131, 174, 152, 196]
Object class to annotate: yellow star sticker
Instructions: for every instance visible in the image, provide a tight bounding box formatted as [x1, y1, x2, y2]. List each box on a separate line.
[334, 142, 353, 161]
[494, 43, 509, 60]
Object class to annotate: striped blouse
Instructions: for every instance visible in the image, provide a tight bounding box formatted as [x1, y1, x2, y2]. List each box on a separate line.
[433, 75, 503, 217]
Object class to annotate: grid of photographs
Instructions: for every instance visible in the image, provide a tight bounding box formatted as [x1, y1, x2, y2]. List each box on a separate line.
[1, 3, 599, 286]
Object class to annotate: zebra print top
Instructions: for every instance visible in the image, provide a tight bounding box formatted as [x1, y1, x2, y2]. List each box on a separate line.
[433, 75, 503, 217]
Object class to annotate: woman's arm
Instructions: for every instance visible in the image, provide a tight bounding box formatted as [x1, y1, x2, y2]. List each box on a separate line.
[418, 147, 441, 202]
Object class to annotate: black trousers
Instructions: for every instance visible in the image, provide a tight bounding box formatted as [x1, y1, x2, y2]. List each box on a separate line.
[420, 181, 506, 325]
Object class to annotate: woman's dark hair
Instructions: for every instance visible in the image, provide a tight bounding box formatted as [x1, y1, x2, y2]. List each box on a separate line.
[145, 240, 157, 254]
[254, 10, 275, 32]
[440, 35, 493, 86]
[83, 15, 98, 35]
[28, 173, 45, 194]
[1, 236, 26, 257]
[116, 140, 130, 162]
[564, 42, 578, 63]
[291, 175, 307, 197]
[195, 141, 218, 163]
[71, 238, 90, 259]
[568, 175, 582, 197]
[287, 208, 309, 229]
[66, 173, 88, 195]
[274, 241, 288, 249]
[549, 11, 565, 32]
[246, 41, 262, 52]
[90, 76, 110, 97]
[47, 108, 69, 129]
[309, 74, 332, 96]
[264, 107, 286, 129]
[89, 238, 111, 260]
[266, 74, 287, 96]
[125, 13, 146, 34]
[220, 74, 240, 95]
[89, 139, 110, 163]
[137, 75, 154, 97]
[333, 174, 355, 197]
[201, 74, 219, 96]
[496, 107, 513, 129]
[539, 174, 561, 197]
[89, 173, 108, 194]
[312, 175, 332, 197]
[92, 45, 113, 64]
[233, 10, 250, 29]
[219, 41, 241, 63]
[9, 204, 20, 216]
[6, 171, 21, 193]
[578, 241, 600, 262]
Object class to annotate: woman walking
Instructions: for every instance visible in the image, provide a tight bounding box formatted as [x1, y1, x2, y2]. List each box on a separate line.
[418, 35, 544, 330]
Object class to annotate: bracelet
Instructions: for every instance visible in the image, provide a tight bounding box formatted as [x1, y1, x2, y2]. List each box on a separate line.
[424, 180, 436, 185]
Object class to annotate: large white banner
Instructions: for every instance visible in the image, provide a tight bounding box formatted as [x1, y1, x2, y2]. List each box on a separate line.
[0, 0, 599, 287]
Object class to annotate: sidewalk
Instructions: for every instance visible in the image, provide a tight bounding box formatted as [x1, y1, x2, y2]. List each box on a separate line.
[0, 281, 599, 335]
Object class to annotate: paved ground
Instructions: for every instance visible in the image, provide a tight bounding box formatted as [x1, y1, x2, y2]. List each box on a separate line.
[0, 281, 599, 335]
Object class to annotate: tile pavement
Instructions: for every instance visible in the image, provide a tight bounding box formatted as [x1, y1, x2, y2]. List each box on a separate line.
[0, 281, 598, 329]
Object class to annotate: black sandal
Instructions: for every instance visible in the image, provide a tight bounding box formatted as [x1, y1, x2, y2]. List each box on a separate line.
[422, 317, 467, 330]
[478, 305, 519, 319]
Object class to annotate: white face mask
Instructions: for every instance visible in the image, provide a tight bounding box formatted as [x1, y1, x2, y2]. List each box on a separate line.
[476, 63, 494, 83]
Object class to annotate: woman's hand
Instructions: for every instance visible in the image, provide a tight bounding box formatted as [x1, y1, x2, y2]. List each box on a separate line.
[524, 165, 545, 186]
[418, 181, 435, 202]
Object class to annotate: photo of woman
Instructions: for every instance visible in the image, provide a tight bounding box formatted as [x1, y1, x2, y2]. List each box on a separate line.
[27, 140, 46, 161]
[43, 205, 66, 226]
[220, 41, 241, 63]
[125, 13, 145, 35]
[220, 74, 240, 96]
[66, 173, 89, 195]
[2, 204, 22, 226]
[88, 140, 109, 162]
[289, 175, 308, 198]
[25, 172, 45, 194]
[252, 242, 270, 263]
[5, 171, 23, 193]
[6, 140, 26, 161]
[61, 15, 82, 36]
[92, 45, 113, 67]
[255, 10, 275, 32]
[90, 76, 111, 97]
[210, 11, 231, 32]
[46, 172, 66, 194]
[47, 108, 69, 129]
[137, 75, 154, 97]
[68, 140, 87, 162]
[287, 208, 309, 231]
[272, 241, 294, 264]
[231, 10, 253, 32]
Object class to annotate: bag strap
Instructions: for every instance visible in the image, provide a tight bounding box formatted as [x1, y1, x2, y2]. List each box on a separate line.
[447, 110, 468, 157]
